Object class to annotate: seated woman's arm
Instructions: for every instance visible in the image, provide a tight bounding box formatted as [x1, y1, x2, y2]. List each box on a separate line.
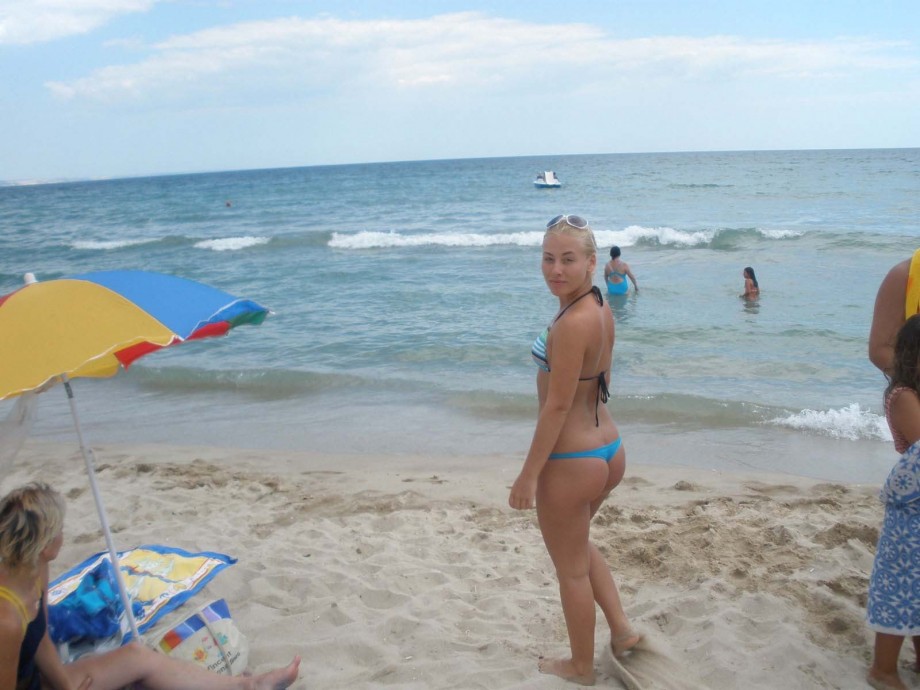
[34, 573, 91, 690]
[0, 612, 24, 690]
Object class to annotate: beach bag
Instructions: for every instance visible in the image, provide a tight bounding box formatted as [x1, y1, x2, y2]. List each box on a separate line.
[880, 440, 920, 507]
[153, 599, 249, 675]
[49, 557, 143, 644]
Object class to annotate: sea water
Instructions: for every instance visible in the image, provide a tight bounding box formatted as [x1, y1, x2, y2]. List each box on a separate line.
[1, 149, 918, 482]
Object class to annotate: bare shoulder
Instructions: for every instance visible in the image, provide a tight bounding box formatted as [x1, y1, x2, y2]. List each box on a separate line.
[892, 387, 920, 409]
[891, 388, 920, 445]
[876, 259, 910, 300]
[0, 603, 24, 640]
[871, 259, 911, 331]
[557, 296, 604, 332]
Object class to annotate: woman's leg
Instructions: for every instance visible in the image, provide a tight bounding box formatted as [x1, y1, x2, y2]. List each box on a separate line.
[536, 456, 609, 683]
[65, 642, 300, 690]
[586, 446, 639, 654]
[868, 633, 907, 690]
[585, 544, 638, 653]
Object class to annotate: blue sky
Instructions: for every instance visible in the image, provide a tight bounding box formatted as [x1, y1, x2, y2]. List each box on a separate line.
[2, 1, 918, 182]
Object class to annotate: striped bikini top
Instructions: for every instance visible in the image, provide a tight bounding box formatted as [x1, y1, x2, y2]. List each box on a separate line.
[530, 286, 611, 425]
[533, 288, 597, 371]
[0, 585, 30, 635]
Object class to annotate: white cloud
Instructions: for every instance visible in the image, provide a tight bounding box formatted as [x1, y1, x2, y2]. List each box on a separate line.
[43, 12, 918, 104]
[0, 0, 158, 44]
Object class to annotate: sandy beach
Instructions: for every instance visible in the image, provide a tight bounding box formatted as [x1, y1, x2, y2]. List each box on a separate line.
[1, 438, 906, 689]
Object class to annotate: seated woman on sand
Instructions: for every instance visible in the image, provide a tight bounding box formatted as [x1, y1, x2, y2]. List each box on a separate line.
[0, 482, 301, 690]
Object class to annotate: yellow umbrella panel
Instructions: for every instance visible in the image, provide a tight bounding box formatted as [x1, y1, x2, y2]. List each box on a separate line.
[0, 279, 177, 400]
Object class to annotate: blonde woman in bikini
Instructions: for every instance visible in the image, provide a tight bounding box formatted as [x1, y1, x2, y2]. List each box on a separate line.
[510, 214, 640, 685]
[0, 482, 300, 690]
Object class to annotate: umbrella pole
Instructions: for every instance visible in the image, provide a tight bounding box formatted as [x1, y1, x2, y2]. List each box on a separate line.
[62, 375, 141, 641]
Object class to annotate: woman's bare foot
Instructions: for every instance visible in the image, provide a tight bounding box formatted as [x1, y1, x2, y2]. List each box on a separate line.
[250, 656, 301, 690]
[611, 630, 642, 657]
[537, 657, 596, 686]
[867, 669, 908, 690]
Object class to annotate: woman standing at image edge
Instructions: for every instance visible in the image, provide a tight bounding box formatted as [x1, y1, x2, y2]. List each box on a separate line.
[866, 315, 920, 690]
[0, 482, 300, 690]
[510, 214, 640, 685]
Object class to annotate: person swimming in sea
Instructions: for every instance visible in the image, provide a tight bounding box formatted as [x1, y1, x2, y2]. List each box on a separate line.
[603, 247, 638, 296]
[741, 266, 759, 299]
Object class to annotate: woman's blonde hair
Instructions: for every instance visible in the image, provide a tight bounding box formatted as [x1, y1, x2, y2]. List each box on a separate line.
[544, 217, 598, 258]
[0, 482, 65, 570]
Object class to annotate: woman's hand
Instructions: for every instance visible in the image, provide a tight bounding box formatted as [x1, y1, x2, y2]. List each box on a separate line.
[509, 473, 538, 510]
[76, 675, 93, 690]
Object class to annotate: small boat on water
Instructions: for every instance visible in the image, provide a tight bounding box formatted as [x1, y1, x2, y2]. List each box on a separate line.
[534, 171, 561, 188]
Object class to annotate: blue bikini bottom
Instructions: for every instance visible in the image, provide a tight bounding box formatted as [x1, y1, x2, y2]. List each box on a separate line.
[549, 437, 622, 464]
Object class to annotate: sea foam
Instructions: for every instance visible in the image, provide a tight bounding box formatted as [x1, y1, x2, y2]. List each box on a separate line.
[768, 403, 892, 442]
[194, 236, 271, 251]
[72, 239, 153, 250]
[328, 231, 544, 249]
[329, 225, 803, 250]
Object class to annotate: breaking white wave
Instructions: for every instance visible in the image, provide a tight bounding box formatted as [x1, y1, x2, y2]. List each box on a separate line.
[758, 228, 805, 239]
[329, 225, 804, 250]
[194, 236, 271, 251]
[72, 239, 153, 250]
[329, 231, 544, 249]
[768, 403, 891, 441]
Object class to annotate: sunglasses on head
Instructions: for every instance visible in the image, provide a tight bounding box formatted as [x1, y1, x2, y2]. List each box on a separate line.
[546, 214, 589, 230]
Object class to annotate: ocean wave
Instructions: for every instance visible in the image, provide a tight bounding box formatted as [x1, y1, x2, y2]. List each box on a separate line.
[599, 226, 715, 248]
[328, 230, 544, 249]
[452, 391, 789, 428]
[329, 226, 804, 250]
[668, 183, 730, 189]
[758, 228, 804, 240]
[71, 239, 156, 250]
[129, 366, 365, 399]
[194, 236, 271, 251]
[767, 403, 891, 441]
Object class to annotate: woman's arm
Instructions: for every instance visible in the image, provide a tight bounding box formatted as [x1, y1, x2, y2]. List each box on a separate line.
[890, 389, 920, 447]
[34, 570, 91, 690]
[509, 316, 587, 509]
[869, 259, 910, 374]
[0, 612, 24, 690]
[625, 264, 638, 292]
[35, 633, 80, 690]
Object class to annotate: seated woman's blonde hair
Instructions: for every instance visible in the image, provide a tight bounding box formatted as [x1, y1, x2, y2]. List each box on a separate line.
[0, 482, 65, 570]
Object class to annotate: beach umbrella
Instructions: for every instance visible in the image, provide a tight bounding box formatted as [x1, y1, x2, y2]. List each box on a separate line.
[0, 270, 269, 639]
